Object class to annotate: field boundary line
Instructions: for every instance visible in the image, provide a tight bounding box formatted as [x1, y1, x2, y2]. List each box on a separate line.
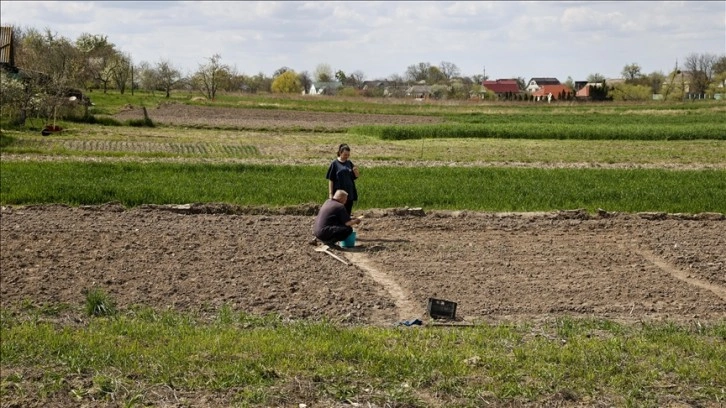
[344, 251, 420, 321]
[636, 248, 726, 301]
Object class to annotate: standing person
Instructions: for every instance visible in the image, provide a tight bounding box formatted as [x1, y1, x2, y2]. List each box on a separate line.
[313, 190, 361, 246]
[326, 143, 359, 215]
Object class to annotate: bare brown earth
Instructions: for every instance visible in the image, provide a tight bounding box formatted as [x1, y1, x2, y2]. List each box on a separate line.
[2, 204, 724, 325]
[112, 103, 445, 130]
[2, 105, 725, 323]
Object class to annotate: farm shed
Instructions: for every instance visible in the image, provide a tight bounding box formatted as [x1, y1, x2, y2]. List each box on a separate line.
[1, 26, 17, 72]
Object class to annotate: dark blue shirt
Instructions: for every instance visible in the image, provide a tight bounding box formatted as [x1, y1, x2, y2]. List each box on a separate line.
[326, 159, 358, 201]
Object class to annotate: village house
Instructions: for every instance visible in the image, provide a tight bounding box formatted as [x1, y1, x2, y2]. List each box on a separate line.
[575, 82, 603, 99]
[531, 84, 573, 101]
[525, 77, 561, 93]
[307, 81, 343, 95]
[481, 79, 521, 97]
[405, 84, 432, 99]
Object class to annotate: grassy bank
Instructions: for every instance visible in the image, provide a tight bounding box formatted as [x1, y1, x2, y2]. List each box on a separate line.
[2, 161, 725, 213]
[2, 306, 724, 407]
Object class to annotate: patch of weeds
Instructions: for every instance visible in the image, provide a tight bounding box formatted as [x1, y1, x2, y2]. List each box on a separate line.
[14, 299, 71, 318]
[67, 115, 122, 126]
[38, 371, 68, 399]
[215, 304, 234, 325]
[0, 133, 17, 148]
[126, 118, 154, 127]
[84, 288, 117, 317]
[92, 375, 117, 399]
[1, 371, 25, 399]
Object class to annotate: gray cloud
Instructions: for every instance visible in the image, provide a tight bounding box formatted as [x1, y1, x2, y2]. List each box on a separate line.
[2, 1, 723, 81]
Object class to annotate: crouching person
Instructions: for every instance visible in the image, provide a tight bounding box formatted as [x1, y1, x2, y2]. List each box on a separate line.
[313, 190, 361, 247]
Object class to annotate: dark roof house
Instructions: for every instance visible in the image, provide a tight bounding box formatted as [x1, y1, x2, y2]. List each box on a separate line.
[526, 77, 561, 93]
[406, 84, 432, 98]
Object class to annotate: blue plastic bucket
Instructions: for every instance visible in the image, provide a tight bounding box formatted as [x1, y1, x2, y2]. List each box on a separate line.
[340, 231, 356, 248]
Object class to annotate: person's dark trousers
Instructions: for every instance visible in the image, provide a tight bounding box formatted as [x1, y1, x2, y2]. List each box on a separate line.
[344, 200, 354, 215]
[318, 225, 353, 243]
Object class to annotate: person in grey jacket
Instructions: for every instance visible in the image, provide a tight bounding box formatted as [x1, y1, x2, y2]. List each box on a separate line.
[313, 190, 361, 246]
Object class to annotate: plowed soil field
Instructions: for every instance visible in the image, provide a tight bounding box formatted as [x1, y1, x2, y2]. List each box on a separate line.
[112, 103, 444, 130]
[2, 106, 724, 324]
[2, 204, 724, 325]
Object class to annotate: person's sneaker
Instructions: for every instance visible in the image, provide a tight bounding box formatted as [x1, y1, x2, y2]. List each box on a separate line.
[308, 237, 319, 246]
[323, 241, 339, 249]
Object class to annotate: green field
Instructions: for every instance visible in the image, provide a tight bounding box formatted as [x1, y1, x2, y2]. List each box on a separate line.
[1, 161, 725, 213]
[2, 306, 724, 407]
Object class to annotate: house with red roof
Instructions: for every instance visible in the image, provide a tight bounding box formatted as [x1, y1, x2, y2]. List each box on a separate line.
[481, 79, 521, 96]
[531, 84, 573, 101]
[575, 82, 602, 99]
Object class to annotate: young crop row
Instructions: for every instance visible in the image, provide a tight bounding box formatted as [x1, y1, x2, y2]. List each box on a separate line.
[2, 162, 725, 213]
[446, 111, 726, 125]
[2, 139, 259, 157]
[349, 122, 725, 141]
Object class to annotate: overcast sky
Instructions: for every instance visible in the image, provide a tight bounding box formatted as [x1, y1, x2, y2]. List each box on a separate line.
[2, 1, 725, 81]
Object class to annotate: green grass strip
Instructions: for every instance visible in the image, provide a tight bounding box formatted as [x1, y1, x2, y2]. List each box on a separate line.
[1, 162, 725, 213]
[349, 122, 726, 141]
[2, 309, 724, 406]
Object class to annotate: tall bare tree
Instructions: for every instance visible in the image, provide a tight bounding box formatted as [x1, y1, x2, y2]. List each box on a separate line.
[156, 60, 181, 97]
[298, 71, 312, 93]
[314, 63, 333, 82]
[194, 54, 228, 100]
[621, 63, 642, 82]
[405, 62, 431, 83]
[348, 70, 365, 87]
[438, 61, 460, 80]
[136, 61, 159, 94]
[683, 52, 719, 94]
[111, 52, 132, 94]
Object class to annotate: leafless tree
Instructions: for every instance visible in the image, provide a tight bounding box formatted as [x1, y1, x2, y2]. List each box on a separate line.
[314, 63, 333, 82]
[438, 61, 460, 80]
[156, 60, 181, 97]
[683, 52, 719, 94]
[273, 66, 291, 78]
[111, 52, 132, 94]
[348, 70, 365, 87]
[194, 54, 228, 100]
[136, 61, 159, 94]
[405, 62, 431, 83]
[298, 71, 312, 93]
[621, 63, 642, 82]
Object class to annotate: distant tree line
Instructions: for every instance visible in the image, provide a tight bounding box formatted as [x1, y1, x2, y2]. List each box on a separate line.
[2, 26, 725, 125]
